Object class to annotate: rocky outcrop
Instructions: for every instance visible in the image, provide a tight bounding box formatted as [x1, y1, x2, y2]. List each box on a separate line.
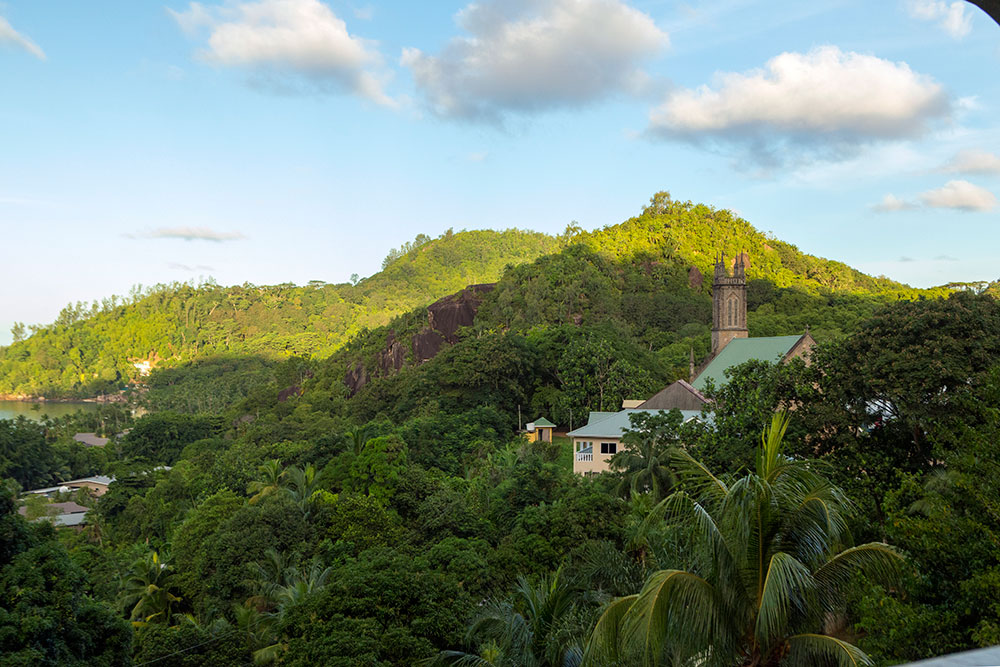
[343, 283, 496, 396]
[344, 362, 370, 396]
[425, 283, 495, 344]
[688, 266, 703, 290]
[379, 331, 408, 374]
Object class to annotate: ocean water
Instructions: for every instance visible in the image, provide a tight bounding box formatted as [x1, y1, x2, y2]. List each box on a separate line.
[0, 400, 102, 422]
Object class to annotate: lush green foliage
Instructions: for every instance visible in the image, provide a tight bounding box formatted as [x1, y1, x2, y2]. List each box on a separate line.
[0, 485, 132, 666]
[2, 194, 995, 666]
[0, 229, 561, 398]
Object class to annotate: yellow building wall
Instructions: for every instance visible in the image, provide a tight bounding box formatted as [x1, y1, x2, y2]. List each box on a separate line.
[572, 438, 621, 475]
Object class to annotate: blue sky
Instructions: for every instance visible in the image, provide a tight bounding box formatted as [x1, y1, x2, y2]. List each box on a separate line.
[1, 0, 998, 345]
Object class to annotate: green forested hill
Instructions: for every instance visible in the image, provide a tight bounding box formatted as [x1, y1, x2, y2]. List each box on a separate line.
[0, 229, 562, 398]
[5, 194, 998, 667]
[0, 193, 953, 400]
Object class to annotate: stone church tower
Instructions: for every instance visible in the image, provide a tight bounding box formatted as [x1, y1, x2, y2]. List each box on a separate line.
[711, 252, 748, 355]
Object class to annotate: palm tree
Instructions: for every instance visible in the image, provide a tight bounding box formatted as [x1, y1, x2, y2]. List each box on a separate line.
[119, 550, 183, 627]
[283, 463, 324, 508]
[247, 459, 285, 505]
[586, 412, 903, 667]
[242, 552, 334, 664]
[345, 426, 370, 456]
[427, 567, 585, 667]
[611, 410, 682, 502]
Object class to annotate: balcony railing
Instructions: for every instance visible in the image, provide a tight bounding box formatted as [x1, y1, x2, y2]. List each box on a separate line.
[576, 452, 593, 462]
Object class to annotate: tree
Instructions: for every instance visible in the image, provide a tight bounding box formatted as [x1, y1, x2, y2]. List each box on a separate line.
[429, 567, 585, 667]
[0, 486, 132, 665]
[248, 459, 285, 505]
[119, 550, 183, 627]
[10, 322, 26, 343]
[611, 410, 682, 502]
[586, 412, 903, 667]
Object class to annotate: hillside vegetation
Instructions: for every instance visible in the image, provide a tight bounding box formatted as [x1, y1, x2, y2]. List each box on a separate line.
[0, 193, 951, 402]
[4, 193, 999, 667]
[0, 229, 562, 398]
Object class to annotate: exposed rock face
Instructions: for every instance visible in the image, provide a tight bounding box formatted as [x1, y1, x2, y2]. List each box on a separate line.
[425, 283, 495, 343]
[343, 283, 496, 396]
[277, 385, 301, 402]
[344, 362, 370, 396]
[412, 330, 446, 362]
[688, 266, 703, 290]
[379, 331, 408, 374]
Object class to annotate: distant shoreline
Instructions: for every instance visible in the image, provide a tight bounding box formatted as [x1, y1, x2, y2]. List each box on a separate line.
[0, 394, 126, 404]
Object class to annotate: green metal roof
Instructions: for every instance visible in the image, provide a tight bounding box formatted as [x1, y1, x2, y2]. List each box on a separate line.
[568, 409, 707, 439]
[530, 417, 556, 428]
[692, 335, 803, 391]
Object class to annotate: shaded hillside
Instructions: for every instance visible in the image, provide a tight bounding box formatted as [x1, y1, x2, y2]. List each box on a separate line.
[297, 194, 952, 432]
[0, 229, 562, 398]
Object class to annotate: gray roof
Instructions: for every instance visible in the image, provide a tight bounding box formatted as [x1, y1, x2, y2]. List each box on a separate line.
[900, 646, 1000, 666]
[51, 512, 88, 527]
[567, 409, 708, 439]
[73, 432, 109, 447]
[63, 475, 114, 486]
[18, 502, 86, 517]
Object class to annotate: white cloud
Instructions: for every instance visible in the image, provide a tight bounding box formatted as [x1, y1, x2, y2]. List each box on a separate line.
[907, 0, 972, 39]
[0, 15, 45, 60]
[872, 194, 918, 212]
[353, 5, 374, 20]
[169, 0, 394, 105]
[402, 0, 667, 122]
[168, 262, 216, 271]
[941, 149, 1000, 174]
[129, 227, 246, 242]
[920, 180, 996, 211]
[648, 46, 950, 166]
[467, 151, 489, 162]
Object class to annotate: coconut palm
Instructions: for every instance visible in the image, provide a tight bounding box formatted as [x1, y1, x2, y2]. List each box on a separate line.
[283, 463, 324, 508]
[585, 412, 903, 667]
[427, 567, 585, 667]
[611, 410, 683, 502]
[344, 426, 371, 456]
[242, 552, 334, 664]
[247, 459, 285, 505]
[119, 550, 182, 627]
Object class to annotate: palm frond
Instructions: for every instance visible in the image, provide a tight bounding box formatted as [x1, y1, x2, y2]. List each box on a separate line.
[784, 633, 873, 667]
[756, 411, 791, 481]
[582, 595, 637, 667]
[812, 543, 904, 609]
[754, 552, 817, 649]
[621, 569, 718, 667]
[669, 447, 728, 504]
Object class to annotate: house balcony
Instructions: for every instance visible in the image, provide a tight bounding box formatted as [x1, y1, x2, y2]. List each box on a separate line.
[575, 452, 593, 462]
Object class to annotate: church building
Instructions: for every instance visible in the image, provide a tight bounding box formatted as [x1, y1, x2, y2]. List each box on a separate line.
[569, 252, 814, 475]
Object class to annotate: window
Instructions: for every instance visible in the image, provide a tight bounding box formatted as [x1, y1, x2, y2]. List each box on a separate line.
[600, 442, 617, 455]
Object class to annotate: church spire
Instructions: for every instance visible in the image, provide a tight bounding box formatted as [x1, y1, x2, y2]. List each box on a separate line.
[711, 249, 748, 356]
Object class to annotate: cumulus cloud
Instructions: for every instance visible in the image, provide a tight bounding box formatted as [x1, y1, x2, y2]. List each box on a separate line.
[907, 0, 972, 39]
[941, 149, 1000, 174]
[648, 46, 950, 166]
[920, 180, 997, 211]
[872, 194, 918, 212]
[0, 15, 45, 60]
[128, 227, 246, 242]
[401, 0, 667, 122]
[169, 0, 394, 105]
